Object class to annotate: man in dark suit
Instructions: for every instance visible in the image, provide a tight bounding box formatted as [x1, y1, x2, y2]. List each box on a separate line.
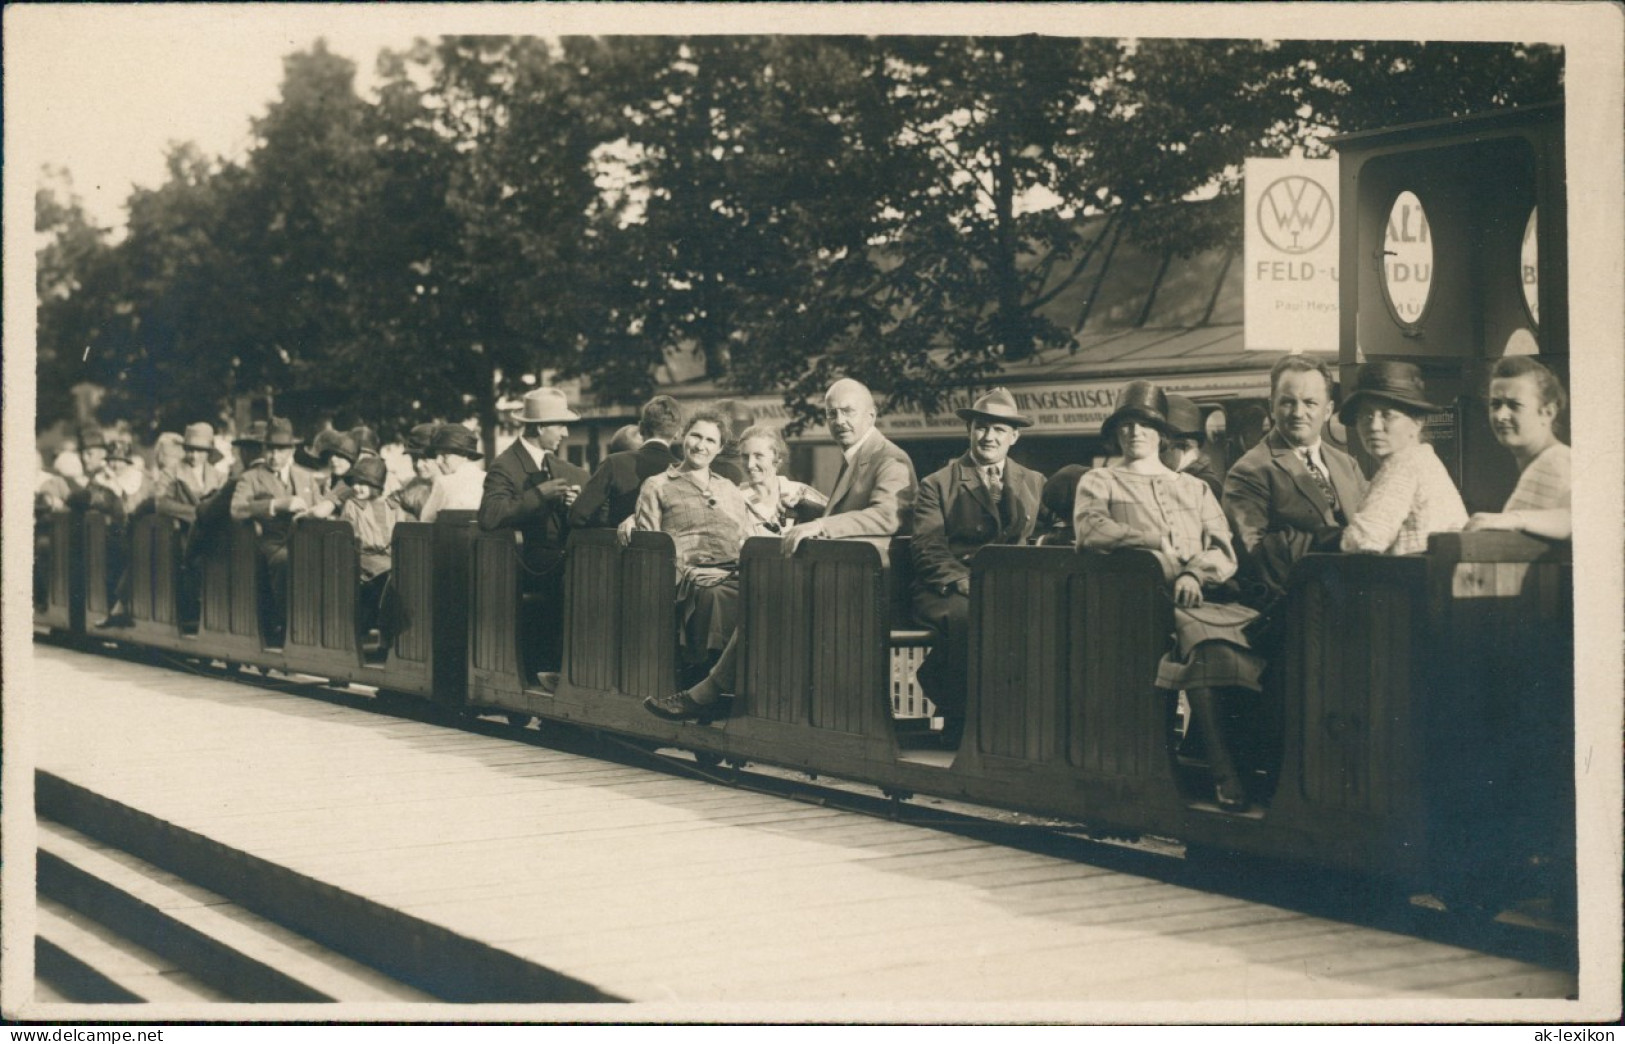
[568, 394, 684, 530]
[910, 388, 1044, 740]
[645, 377, 918, 722]
[479, 387, 590, 681]
[1223, 355, 1368, 625]
[230, 417, 305, 646]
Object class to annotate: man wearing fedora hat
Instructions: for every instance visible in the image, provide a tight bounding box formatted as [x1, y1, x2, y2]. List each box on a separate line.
[480, 387, 591, 680]
[569, 394, 685, 531]
[909, 387, 1045, 741]
[1224, 355, 1368, 619]
[63, 427, 125, 517]
[420, 423, 487, 522]
[153, 422, 226, 628]
[232, 417, 309, 646]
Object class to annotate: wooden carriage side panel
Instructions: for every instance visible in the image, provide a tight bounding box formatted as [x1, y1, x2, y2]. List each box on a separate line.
[468, 530, 524, 697]
[429, 516, 475, 702]
[1427, 532, 1574, 903]
[230, 525, 263, 640]
[389, 524, 434, 666]
[84, 512, 111, 618]
[1070, 551, 1174, 780]
[286, 521, 359, 675]
[618, 532, 678, 701]
[37, 512, 83, 632]
[150, 517, 181, 627]
[738, 536, 809, 724]
[128, 515, 157, 624]
[806, 547, 887, 735]
[1283, 556, 1428, 821]
[971, 548, 1072, 764]
[563, 531, 622, 694]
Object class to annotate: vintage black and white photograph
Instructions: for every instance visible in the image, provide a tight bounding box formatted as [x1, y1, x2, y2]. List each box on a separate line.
[3, 1, 1620, 1027]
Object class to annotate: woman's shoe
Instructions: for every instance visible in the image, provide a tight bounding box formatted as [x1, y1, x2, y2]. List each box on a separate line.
[644, 690, 717, 723]
[1214, 780, 1249, 813]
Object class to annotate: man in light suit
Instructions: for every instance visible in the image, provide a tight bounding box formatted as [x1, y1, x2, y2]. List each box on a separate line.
[230, 417, 306, 646]
[910, 388, 1044, 740]
[479, 387, 591, 680]
[645, 377, 918, 722]
[1223, 355, 1368, 631]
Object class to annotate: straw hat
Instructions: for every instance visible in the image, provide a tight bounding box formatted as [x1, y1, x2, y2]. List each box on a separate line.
[511, 387, 579, 425]
[956, 387, 1032, 428]
[182, 422, 224, 463]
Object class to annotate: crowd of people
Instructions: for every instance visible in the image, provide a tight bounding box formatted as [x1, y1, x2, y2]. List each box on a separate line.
[36, 353, 1572, 812]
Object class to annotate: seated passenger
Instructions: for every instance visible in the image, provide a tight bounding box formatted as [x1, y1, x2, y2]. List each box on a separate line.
[390, 423, 441, 520]
[709, 399, 757, 486]
[1463, 356, 1571, 541]
[736, 425, 827, 534]
[188, 421, 265, 563]
[570, 394, 684, 530]
[607, 424, 644, 454]
[1162, 395, 1224, 503]
[157, 423, 225, 524]
[231, 418, 307, 647]
[152, 432, 187, 496]
[1075, 381, 1265, 813]
[338, 456, 402, 650]
[645, 376, 917, 723]
[1338, 362, 1468, 555]
[1034, 463, 1088, 546]
[909, 389, 1044, 742]
[631, 409, 753, 677]
[105, 438, 156, 516]
[420, 424, 486, 522]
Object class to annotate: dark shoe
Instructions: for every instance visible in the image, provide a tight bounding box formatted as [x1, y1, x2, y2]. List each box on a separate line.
[97, 612, 134, 628]
[644, 690, 720, 723]
[533, 671, 561, 693]
[1215, 781, 1249, 813]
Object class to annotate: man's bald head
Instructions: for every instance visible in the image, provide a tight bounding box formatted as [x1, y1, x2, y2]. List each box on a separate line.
[823, 378, 877, 449]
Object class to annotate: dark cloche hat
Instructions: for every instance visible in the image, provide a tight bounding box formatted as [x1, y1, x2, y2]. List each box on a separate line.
[329, 434, 361, 465]
[1100, 381, 1175, 443]
[78, 427, 108, 451]
[233, 420, 268, 446]
[956, 387, 1033, 428]
[1164, 394, 1205, 441]
[264, 417, 298, 448]
[348, 455, 388, 491]
[404, 422, 440, 458]
[105, 437, 134, 463]
[312, 429, 347, 460]
[431, 424, 482, 460]
[1337, 361, 1446, 425]
[348, 425, 380, 456]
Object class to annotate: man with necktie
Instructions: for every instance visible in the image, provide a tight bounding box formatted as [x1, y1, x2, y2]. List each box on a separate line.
[1223, 355, 1368, 628]
[645, 377, 918, 722]
[230, 417, 306, 646]
[909, 388, 1045, 743]
[480, 387, 591, 682]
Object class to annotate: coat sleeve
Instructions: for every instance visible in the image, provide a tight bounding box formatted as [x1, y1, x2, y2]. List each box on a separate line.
[568, 459, 615, 529]
[1220, 455, 1272, 557]
[156, 476, 198, 523]
[1181, 484, 1240, 585]
[1074, 470, 1141, 551]
[478, 456, 549, 532]
[817, 454, 916, 540]
[632, 477, 663, 533]
[909, 472, 963, 591]
[1341, 455, 1419, 553]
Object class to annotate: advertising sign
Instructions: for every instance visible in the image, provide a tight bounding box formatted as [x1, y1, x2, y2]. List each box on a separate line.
[1244, 157, 1339, 351]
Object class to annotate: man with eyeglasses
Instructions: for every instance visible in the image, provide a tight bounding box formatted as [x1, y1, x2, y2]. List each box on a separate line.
[645, 377, 917, 723]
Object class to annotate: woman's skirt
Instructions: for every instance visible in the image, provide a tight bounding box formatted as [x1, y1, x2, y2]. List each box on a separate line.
[1154, 601, 1265, 693]
[677, 574, 740, 666]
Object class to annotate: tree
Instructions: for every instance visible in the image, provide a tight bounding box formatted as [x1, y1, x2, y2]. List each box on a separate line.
[36, 167, 117, 430]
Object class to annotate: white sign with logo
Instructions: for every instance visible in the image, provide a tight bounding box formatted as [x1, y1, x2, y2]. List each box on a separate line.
[1244, 157, 1339, 351]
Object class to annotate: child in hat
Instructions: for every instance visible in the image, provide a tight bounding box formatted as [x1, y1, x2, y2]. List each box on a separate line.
[338, 455, 402, 651]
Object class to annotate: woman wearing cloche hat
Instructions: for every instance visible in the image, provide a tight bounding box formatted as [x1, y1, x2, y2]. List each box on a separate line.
[1075, 380, 1265, 812]
[1337, 361, 1468, 556]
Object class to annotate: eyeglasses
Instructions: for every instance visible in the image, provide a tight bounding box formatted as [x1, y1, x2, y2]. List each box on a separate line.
[823, 406, 862, 421]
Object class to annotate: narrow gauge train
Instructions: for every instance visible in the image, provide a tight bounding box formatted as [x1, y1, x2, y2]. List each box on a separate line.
[32, 104, 1576, 918]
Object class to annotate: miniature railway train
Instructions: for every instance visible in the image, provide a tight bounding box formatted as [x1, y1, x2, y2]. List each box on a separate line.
[32, 102, 1578, 924]
[34, 509, 1575, 920]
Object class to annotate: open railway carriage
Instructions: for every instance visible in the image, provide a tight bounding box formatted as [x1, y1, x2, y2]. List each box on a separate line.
[31, 103, 1575, 920]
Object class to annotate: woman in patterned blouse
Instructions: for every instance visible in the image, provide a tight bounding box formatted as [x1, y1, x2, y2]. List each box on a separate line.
[1339, 362, 1468, 556]
[1463, 356, 1571, 541]
[1074, 381, 1264, 813]
[736, 425, 828, 535]
[632, 409, 753, 676]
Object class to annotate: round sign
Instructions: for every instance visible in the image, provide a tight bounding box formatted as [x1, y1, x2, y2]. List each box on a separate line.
[1258, 176, 1336, 255]
[1382, 191, 1434, 326]
[1521, 206, 1539, 326]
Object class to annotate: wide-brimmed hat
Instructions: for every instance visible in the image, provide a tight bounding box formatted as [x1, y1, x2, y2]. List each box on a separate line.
[79, 427, 108, 452]
[264, 417, 298, 448]
[1164, 395, 1205, 441]
[1337, 361, 1445, 425]
[956, 387, 1032, 429]
[404, 422, 440, 458]
[312, 429, 346, 461]
[511, 387, 579, 425]
[233, 421, 267, 446]
[1100, 381, 1174, 443]
[432, 424, 482, 459]
[182, 422, 224, 463]
[348, 425, 380, 456]
[348, 456, 388, 491]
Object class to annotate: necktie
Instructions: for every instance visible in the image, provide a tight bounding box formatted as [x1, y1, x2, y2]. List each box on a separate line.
[1300, 449, 1340, 515]
[984, 465, 1003, 508]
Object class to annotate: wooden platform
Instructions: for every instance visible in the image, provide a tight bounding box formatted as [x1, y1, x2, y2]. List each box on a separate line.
[21, 643, 1577, 1017]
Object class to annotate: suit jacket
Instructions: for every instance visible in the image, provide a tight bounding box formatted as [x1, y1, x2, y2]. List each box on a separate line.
[230, 460, 299, 555]
[289, 462, 331, 508]
[911, 454, 1043, 594]
[479, 440, 590, 570]
[157, 463, 224, 524]
[818, 429, 917, 552]
[568, 440, 680, 529]
[1223, 429, 1368, 604]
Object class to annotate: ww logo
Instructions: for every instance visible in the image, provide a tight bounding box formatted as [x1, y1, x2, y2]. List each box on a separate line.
[1258, 176, 1335, 255]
